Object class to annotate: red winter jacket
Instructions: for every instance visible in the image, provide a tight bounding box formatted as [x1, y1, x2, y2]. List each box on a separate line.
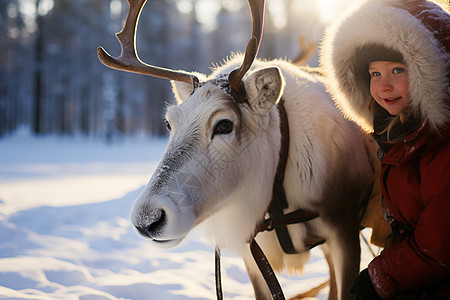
[368, 121, 450, 299]
[320, 0, 450, 298]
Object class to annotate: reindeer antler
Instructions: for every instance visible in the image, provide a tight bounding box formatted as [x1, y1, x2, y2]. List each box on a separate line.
[228, 0, 265, 99]
[97, 0, 197, 85]
[97, 0, 266, 95]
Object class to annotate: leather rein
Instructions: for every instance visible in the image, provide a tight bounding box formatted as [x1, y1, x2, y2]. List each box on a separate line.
[215, 99, 321, 300]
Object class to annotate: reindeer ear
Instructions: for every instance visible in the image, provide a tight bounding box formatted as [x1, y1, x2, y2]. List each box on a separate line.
[171, 81, 193, 104]
[171, 72, 207, 104]
[244, 67, 285, 112]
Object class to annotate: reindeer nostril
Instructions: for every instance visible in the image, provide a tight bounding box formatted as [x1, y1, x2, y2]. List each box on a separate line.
[150, 209, 166, 233]
[136, 226, 151, 238]
[136, 210, 167, 239]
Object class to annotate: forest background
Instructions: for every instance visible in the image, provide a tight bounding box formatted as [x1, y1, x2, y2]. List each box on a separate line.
[1, 0, 352, 141]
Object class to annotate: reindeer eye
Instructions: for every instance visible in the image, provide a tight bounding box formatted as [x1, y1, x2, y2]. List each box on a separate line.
[213, 120, 233, 136]
[165, 120, 171, 131]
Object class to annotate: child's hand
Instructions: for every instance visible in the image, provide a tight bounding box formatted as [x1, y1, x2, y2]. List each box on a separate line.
[350, 268, 382, 300]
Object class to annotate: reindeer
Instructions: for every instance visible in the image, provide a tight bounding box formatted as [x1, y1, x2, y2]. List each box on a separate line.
[98, 0, 377, 299]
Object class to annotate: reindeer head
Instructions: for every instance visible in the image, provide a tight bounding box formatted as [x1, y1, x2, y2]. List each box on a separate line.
[98, 0, 285, 248]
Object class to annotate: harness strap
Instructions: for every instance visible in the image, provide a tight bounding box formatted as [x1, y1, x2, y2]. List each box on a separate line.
[215, 100, 321, 300]
[267, 100, 321, 254]
[215, 240, 286, 300]
[215, 209, 322, 300]
[267, 99, 297, 254]
[269, 100, 289, 213]
[250, 239, 285, 300]
[215, 248, 223, 300]
[256, 209, 320, 234]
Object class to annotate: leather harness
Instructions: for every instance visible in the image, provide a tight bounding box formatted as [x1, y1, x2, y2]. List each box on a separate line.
[215, 99, 322, 300]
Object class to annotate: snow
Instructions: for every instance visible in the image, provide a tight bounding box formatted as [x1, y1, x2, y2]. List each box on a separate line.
[0, 130, 376, 300]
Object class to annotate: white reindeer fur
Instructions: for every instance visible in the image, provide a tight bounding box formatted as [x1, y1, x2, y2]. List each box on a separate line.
[131, 55, 374, 300]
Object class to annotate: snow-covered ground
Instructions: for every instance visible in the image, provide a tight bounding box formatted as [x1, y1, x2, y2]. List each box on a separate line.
[0, 130, 376, 300]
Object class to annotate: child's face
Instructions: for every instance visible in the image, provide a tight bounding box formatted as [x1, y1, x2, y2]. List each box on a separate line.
[369, 61, 410, 116]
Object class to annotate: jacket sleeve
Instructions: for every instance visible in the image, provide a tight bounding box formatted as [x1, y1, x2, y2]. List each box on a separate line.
[368, 143, 450, 299]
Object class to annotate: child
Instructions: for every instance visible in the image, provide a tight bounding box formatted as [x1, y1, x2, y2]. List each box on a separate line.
[320, 0, 449, 299]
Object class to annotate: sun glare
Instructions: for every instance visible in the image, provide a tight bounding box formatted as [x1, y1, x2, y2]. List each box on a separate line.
[172, 0, 361, 32]
[176, 0, 193, 14]
[268, 0, 287, 29]
[315, 0, 361, 24]
[221, 0, 243, 13]
[195, 0, 222, 30]
[110, 0, 123, 18]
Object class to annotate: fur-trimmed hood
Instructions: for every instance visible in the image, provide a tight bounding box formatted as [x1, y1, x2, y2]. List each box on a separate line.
[320, 0, 450, 132]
